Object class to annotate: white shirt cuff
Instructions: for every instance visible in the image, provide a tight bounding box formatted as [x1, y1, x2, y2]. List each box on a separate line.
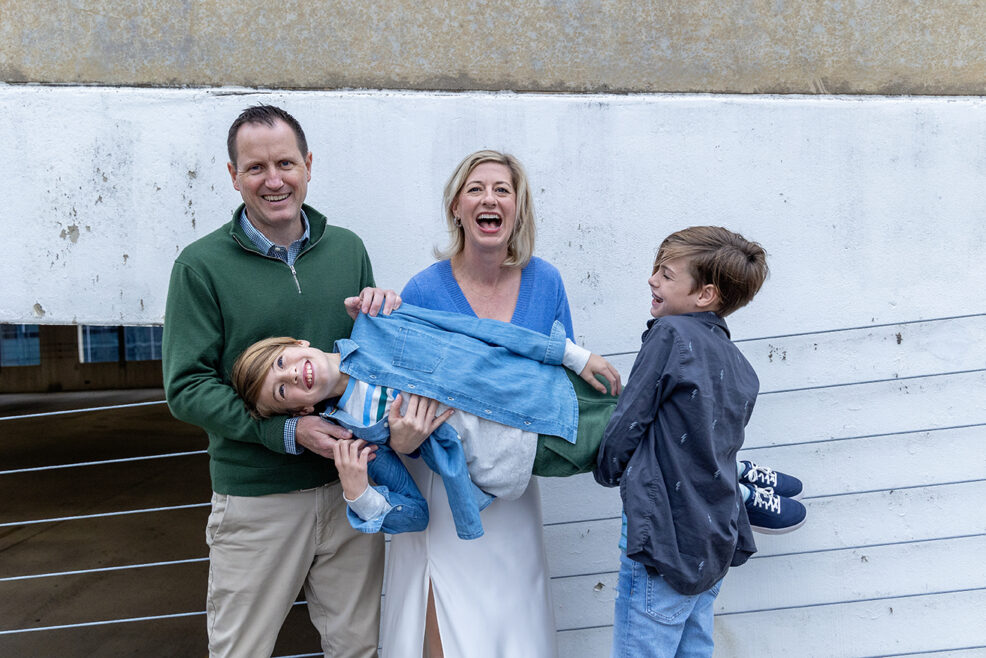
[344, 484, 393, 521]
[562, 339, 592, 375]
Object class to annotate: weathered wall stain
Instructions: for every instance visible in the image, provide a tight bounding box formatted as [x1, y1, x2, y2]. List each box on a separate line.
[767, 344, 788, 362]
[60, 224, 81, 243]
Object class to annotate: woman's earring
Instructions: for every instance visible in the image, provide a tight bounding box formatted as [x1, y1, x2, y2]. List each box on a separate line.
[454, 216, 462, 227]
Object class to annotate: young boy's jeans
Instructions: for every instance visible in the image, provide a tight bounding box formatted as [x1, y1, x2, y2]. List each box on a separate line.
[612, 552, 723, 658]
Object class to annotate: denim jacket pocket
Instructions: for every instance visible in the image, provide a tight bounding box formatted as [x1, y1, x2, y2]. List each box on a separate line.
[391, 326, 448, 373]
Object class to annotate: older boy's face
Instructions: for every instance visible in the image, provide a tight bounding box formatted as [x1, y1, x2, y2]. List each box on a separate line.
[647, 257, 706, 319]
[257, 342, 336, 416]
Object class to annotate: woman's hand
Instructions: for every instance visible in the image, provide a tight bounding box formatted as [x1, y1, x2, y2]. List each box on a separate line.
[344, 287, 402, 320]
[388, 393, 455, 454]
[333, 438, 373, 501]
[580, 353, 622, 396]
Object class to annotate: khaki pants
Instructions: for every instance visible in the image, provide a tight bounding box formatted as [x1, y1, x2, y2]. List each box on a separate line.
[205, 482, 385, 657]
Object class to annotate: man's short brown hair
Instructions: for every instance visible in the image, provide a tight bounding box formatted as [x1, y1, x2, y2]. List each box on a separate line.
[227, 105, 308, 168]
[654, 226, 768, 317]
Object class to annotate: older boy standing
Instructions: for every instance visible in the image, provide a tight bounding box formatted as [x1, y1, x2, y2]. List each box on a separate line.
[595, 226, 805, 657]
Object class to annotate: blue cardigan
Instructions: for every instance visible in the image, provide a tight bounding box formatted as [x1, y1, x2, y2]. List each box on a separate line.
[401, 257, 575, 340]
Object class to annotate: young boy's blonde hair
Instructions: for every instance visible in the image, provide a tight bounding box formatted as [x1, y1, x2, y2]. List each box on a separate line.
[230, 336, 301, 419]
[655, 226, 768, 317]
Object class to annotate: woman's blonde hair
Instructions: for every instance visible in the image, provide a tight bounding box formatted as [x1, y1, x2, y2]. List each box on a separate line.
[230, 336, 300, 419]
[434, 150, 536, 268]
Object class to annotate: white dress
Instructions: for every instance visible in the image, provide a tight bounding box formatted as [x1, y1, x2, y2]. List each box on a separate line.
[381, 453, 557, 657]
[382, 257, 572, 657]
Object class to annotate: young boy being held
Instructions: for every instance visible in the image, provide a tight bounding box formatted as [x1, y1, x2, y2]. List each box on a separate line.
[595, 226, 805, 657]
[231, 316, 621, 540]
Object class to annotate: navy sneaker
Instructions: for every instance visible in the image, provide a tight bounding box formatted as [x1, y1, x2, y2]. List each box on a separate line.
[739, 461, 804, 500]
[744, 486, 807, 534]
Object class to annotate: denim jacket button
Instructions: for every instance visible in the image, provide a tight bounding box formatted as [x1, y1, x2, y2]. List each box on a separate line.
[484, 409, 492, 414]
[383, 421, 389, 427]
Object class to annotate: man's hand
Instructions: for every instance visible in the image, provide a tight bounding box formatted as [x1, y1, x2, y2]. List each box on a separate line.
[388, 393, 455, 454]
[333, 439, 373, 501]
[580, 353, 623, 396]
[294, 415, 355, 458]
[344, 287, 402, 320]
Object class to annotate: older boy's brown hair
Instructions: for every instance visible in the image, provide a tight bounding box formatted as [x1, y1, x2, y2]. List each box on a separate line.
[655, 226, 768, 317]
[230, 336, 301, 419]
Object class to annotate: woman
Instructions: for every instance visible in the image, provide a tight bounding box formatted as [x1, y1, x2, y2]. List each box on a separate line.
[383, 151, 582, 657]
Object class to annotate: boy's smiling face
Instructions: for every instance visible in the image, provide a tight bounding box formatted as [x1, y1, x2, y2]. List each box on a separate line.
[648, 257, 716, 319]
[257, 341, 341, 416]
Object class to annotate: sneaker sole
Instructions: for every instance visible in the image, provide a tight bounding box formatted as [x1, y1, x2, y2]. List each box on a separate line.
[750, 515, 807, 535]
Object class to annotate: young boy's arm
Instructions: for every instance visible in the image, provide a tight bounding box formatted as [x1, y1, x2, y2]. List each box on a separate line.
[563, 340, 622, 395]
[335, 439, 430, 534]
[594, 323, 676, 486]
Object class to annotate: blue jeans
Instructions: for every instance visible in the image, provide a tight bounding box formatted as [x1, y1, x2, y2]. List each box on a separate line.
[612, 552, 722, 658]
[323, 405, 493, 540]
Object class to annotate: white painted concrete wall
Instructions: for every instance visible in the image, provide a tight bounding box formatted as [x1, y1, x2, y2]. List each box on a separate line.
[5, 87, 986, 335]
[4, 86, 984, 655]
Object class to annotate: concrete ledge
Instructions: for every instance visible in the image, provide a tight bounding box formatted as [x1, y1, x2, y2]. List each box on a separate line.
[2, 2, 986, 93]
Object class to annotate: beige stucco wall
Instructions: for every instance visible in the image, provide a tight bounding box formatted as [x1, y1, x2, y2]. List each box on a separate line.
[2, 0, 984, 94]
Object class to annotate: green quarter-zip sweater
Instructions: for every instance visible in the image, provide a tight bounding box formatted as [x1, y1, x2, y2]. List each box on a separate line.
[162, 204, 375, 496]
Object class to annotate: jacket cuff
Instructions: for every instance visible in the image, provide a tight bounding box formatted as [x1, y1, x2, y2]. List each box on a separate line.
[543, 320, 568, 365]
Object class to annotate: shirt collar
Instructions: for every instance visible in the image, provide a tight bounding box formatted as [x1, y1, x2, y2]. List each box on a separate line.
[239, 208, 310, 253]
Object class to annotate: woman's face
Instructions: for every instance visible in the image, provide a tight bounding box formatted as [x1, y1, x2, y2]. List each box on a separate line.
[451, 162, 517, 258]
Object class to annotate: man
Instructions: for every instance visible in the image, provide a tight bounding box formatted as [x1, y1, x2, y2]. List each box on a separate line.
[162, 105, 437, 657]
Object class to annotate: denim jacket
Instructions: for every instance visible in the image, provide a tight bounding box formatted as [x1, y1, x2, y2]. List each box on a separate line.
[336, 304, 579, 443]
[328, 304, 580, 539]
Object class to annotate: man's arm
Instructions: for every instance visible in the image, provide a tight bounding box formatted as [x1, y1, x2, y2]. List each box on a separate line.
[163, 260, 309, 452]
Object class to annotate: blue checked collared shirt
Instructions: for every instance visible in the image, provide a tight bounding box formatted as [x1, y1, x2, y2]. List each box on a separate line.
[238, 208, 310, 453]
[238, 208, 310, 266]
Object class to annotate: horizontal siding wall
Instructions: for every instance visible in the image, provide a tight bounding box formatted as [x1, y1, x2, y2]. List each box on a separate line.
[541, 314, 986, 656]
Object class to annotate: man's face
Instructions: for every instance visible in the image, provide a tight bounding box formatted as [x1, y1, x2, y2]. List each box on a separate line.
[227, 119, 312, 242]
